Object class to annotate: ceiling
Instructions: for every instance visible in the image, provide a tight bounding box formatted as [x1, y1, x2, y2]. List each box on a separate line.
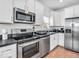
[39, 0, 79, 10]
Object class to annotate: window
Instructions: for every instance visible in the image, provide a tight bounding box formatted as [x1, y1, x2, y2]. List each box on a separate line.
[43, 16, 49, 24]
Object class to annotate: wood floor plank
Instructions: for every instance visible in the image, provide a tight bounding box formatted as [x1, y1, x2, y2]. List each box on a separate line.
[45, 46, 79, 58]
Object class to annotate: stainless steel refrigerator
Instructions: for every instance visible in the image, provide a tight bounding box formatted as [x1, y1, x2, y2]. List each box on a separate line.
[65, 17, 79, 52]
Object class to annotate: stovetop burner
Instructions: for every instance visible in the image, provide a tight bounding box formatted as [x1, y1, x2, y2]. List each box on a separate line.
[10, 32, 34, 40]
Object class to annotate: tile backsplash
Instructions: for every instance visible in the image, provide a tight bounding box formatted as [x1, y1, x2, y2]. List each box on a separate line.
[0, 24, 33, 29]
[49, 26, 64, 30]
[0, 23, 33, 35]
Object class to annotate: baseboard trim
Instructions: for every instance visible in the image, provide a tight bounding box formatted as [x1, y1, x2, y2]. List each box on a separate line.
[58, 45, 64, 48]
[49, 45, 64, 53]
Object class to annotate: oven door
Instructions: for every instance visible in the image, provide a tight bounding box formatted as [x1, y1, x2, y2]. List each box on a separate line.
[18, 40, 40, 58]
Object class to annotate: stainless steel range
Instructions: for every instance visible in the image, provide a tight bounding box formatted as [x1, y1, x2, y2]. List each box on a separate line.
[11, 29, 40, 58]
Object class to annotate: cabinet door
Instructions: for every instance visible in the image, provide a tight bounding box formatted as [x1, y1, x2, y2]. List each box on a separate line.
[14, 0, 25, 10]
[49, 11, 54, 26]
[50, 34, 58, 51]
[0, 0, 13, 23]
[53, 12, 58, 26]
[59, 33, 64, 46]
[26, 0, 35, 13]
[54, 34, 58, 46]
[0, 44, 17, 58]
[74, 5, 79, 17]
[35, 0, 44, 25]
[50, 35, 54, 51]
[65, 7, 74, 18]
[60, 10, 65, 26]
[53, 12, 61, 26]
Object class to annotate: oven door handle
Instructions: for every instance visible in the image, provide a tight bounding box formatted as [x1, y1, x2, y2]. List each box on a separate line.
[19, 39, 39, 48]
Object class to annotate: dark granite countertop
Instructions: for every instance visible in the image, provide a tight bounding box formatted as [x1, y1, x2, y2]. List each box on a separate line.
[0, 32, 63, 47]
[0, 39, 17, 47]
[15, 32, 56, 44]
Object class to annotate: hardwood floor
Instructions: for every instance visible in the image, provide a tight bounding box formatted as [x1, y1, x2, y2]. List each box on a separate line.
[45, 46, 79, 58]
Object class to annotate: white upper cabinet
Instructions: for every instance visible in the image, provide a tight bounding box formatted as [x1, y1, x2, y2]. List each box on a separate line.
[26, 0, 35, 13]
[14, 0, 26, 10]
[65, 7, 74, 18]
[35, 0, 44, 25]
[49, 11, 54, 26]
[74, 5, 79, 17]
[14, 0, 35, 12]
[60, 10, 65, 26]
[53, 11, 61, 26]
[0, 0, 13, 23]
[43, 8, 50, 25]
[55, 12, 60, 26]
[44, 7, 50, 17]
[65, 5, 79, 18]
[49, 10, 65, 26]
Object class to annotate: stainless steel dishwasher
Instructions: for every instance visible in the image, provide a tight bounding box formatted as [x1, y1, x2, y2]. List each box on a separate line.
[39, 36, 50, 57]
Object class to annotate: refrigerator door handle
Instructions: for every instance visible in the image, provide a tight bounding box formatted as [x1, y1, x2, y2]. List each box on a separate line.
[72, 24, 74, 38]
[72, 24, 74, 49]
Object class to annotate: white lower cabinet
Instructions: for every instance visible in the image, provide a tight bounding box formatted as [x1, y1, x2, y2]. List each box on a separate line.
[50, 33, 64, 51]
[50, 34, 58, 51]
[58, 33, 64, 47]
[0, 44, 17, 58]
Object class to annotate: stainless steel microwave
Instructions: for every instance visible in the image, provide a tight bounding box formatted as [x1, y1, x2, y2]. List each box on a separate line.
[13, 8, 35, 24]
